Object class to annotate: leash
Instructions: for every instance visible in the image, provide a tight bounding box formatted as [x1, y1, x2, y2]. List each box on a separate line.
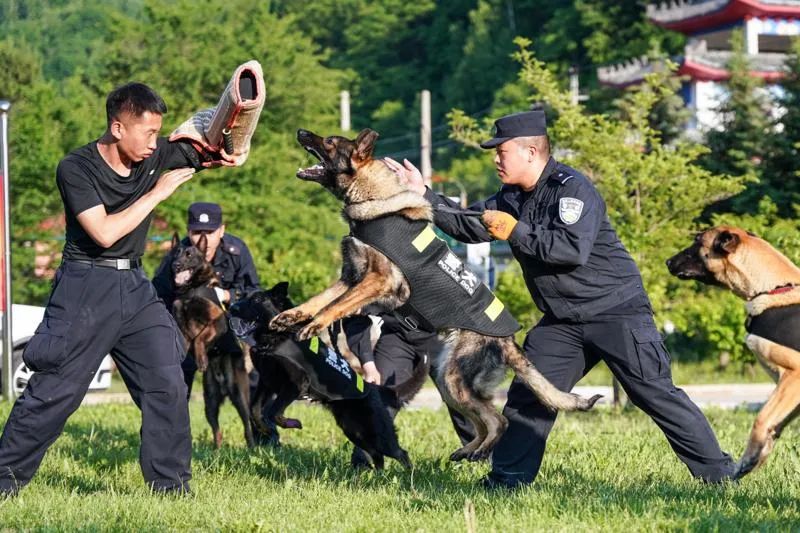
[433, 205, 484, 217]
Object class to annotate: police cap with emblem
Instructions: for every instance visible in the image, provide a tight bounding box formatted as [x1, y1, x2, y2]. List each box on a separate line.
[480, 109, 547, 149]
[187, 202, 223, 231]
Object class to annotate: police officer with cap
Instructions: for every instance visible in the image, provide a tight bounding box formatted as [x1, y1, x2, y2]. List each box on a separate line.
[386, 109, 736, 489]
[153, 201, 260, 395]
[0, 82, 215, 497]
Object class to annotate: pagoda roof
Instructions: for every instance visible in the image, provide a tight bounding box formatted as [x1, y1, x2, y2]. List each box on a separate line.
[597, 56, 663, 88]
[597, 40, 786, 86]
[647, 1, 800, 33]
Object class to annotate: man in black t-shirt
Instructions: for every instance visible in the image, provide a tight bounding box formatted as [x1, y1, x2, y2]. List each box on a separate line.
[0, 83, 225, 497]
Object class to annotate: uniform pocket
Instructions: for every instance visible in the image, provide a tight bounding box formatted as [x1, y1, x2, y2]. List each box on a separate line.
[631, 326, 671, 380]
[166, 311, 188, 363]
[22, 317, 72, 372]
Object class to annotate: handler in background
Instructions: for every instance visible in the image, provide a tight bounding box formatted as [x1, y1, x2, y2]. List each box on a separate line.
[387, 109, 736, 489]
[152, 202, 260, 395]
[0, 83, 223, 497]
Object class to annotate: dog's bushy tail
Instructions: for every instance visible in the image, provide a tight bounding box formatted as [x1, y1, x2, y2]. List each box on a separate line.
[380, 355, 430, 409]
[503, 340, 602, 412]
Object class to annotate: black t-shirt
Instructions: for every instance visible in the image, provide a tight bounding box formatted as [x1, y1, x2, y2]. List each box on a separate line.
[56, 138, 201, 260]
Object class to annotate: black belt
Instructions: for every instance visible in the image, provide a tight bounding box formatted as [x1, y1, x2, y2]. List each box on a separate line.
[70, 257, 142, 270]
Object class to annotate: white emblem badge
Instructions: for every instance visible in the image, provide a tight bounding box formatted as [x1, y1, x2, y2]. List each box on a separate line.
[199, 213, 210, 223]
[559, 197, 584, 225]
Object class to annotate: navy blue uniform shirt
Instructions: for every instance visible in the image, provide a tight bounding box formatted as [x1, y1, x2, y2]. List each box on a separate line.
[424, 157, 645, 322]
[152, 233, 260, 310]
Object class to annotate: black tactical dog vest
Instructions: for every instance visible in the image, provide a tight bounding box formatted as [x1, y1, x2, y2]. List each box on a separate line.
[745, 303, 800, 352]
[351, 215, 520, 337]
[271, 336, 367, 400]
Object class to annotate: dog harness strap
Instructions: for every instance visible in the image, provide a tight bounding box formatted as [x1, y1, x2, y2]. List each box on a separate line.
[746, 303, 800, 352]
[351, 215, 520, 337]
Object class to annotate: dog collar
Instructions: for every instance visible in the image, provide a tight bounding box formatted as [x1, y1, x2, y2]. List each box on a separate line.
[751, 284, 797, 300]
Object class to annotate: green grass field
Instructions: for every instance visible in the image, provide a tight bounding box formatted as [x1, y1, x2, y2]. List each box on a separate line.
[0, 400, 798, 531]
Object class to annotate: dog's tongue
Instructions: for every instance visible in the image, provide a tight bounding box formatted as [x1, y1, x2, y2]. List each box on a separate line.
[174, 270, 192, 286]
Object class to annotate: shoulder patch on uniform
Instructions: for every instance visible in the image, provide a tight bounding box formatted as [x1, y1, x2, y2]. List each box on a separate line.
[551, 171, 574, 185]
[559, 197, 584, 225]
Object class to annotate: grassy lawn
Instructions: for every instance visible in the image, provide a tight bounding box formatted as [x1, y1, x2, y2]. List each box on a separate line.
[106, 358, 775, 397]
[0, 399, 798, 531]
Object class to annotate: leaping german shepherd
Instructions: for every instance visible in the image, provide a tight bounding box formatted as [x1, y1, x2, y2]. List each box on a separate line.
[270, 128, 601, 463]
[668, 226, 800, 479]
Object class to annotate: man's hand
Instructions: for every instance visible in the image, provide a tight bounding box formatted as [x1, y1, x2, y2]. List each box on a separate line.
[210, 148, 241, 168]
[384, 157, 426, 195]
[152, 167, 195, 201]
[482, 210, 518, 240]
[362, 361, 382, 384]
[75, 167, 195, 248]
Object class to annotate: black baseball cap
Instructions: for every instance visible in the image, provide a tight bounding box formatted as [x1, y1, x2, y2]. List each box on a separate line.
[187, 202, 223, 231]
[480, 110, 547, 149]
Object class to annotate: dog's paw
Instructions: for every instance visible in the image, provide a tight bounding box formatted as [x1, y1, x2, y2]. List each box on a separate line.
[578, 394, 604, 411]
[734, 452, 764, 480]
[449, 449, 470, 462]
[468, 449, 492, 462]
[297, 320, 325, 341]
[269, 309, 310, 332]
[275, 416, 303, 430]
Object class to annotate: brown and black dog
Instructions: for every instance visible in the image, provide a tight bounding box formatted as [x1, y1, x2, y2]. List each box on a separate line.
[171, 233, 255, 448]
[269, 128, 600, 463]
[667, 226, 800, 479]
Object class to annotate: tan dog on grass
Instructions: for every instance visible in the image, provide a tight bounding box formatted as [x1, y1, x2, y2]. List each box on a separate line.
[667, 226, 800, 479]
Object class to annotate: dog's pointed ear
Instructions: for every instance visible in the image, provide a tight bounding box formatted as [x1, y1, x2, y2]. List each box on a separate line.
[197, 233, 208, 255]
[354, 129, 379, 162]
[713, 230, 740, 255]
[171, 232, 181, 250]
[271, 281, 289, 298]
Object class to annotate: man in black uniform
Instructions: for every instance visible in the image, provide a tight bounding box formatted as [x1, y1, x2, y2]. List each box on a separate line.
[387, 109, 735, 489]
[0, 83, 218, 497]
[152, 202, 260, 395]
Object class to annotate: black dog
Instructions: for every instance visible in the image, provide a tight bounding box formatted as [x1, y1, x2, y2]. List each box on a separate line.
[230, 282, 426, 469]
[170, 233, 254, 448]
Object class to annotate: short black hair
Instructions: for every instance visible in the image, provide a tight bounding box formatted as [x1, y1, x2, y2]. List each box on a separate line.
[105, 82, 167, 126]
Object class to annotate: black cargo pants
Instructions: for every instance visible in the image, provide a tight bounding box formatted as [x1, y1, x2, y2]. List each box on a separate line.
[0, 261, 192, 493]
[489, 312, 735, 484]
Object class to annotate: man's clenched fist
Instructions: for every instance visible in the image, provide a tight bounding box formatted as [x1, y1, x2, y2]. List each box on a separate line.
[481, 210, 518, 240]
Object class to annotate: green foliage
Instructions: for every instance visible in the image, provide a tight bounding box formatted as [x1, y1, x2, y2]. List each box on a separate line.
[3, 0, 351, 304]
[4, 1, 799, 373]
[762, 37, 800, 215]
[702, 30, 769, 213]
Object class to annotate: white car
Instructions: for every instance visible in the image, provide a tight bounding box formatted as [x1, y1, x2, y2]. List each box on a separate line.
[0, 304, 113, 395]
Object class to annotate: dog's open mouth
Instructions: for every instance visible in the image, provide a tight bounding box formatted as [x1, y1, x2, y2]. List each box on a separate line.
[297, 146, 326, 180]
[174, 269, 192, 286]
